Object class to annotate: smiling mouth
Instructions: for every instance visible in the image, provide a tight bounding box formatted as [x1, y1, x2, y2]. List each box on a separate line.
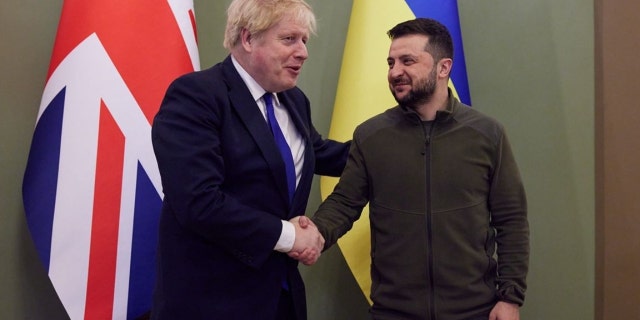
[393, 83, 410, 91]
[284, 66, 301, 75]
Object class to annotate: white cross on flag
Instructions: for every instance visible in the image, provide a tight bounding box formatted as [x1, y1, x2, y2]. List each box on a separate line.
[22, 1, 199, 319]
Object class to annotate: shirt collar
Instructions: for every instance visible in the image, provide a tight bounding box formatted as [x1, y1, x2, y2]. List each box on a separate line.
[231, 55, 280, 105]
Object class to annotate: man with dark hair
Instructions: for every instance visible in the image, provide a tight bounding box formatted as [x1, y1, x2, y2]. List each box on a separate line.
[300, 18, 529, 320]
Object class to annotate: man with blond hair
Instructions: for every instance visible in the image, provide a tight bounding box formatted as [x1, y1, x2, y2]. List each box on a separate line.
[150, 0, 349, 319]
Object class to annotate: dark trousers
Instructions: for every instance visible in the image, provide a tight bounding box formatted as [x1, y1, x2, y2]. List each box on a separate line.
[275, 288, 296, 320]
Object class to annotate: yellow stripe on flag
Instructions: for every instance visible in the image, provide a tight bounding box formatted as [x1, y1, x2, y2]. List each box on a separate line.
[320, 0, 414, 305]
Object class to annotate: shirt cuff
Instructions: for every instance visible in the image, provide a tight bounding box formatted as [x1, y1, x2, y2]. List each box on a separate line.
[274, 220, 295, 252]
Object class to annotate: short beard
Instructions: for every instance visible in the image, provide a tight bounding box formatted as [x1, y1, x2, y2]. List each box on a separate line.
[392, 67, 437, 109]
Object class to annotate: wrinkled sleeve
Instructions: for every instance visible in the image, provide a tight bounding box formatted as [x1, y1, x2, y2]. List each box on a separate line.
[312, 128, 369, 249]
[489, 130, 529, 305]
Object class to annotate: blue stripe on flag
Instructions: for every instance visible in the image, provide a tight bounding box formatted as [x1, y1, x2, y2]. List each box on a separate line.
[404, 0, 471, 105]
[127, 161, 162, 319]
[22, 87, 66, 270]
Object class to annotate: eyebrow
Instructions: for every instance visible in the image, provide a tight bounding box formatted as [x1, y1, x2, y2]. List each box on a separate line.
[388, 53, 418, 61]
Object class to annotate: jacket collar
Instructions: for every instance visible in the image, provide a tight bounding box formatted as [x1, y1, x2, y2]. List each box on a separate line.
[399, 88, 459, 123]
[434, 88, 458, 122]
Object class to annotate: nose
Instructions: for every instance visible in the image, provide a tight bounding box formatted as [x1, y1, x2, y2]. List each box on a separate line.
[294, 40, 308, 60]
[388, 63, 403, 80]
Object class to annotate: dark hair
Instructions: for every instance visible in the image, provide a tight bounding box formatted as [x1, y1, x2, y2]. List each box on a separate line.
[387, 18, 453, 62]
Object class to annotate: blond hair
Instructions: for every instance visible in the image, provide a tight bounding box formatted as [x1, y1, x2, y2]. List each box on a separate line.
[223, 0, 317, 50]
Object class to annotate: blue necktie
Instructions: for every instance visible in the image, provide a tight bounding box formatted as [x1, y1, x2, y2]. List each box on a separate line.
[264, 93, 296, 204]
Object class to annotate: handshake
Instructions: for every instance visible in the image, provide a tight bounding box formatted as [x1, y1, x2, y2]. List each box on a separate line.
[287, 216, 324, 266]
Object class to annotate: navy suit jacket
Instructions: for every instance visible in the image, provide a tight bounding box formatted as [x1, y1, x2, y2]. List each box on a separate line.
[150, 56, 350, 319]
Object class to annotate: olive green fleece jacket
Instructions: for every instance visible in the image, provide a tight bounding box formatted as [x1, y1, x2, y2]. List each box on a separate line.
[312, 92, 529, 320]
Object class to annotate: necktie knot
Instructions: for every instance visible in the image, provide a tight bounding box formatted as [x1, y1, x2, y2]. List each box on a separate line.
[263, 92, 273, 106]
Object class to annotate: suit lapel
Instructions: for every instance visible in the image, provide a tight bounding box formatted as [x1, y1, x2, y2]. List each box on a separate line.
[277, 93, 315, 214]
[222, 59, 291, 208]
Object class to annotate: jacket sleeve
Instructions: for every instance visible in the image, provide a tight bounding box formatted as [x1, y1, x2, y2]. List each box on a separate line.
[311, 129, 351, 177]
[292, 92, 350, 177]
[312, 129, 368, 249]
[489, 129, 530, 305]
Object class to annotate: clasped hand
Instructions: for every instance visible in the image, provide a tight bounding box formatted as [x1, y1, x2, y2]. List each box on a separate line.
[287, 216, 324, 266]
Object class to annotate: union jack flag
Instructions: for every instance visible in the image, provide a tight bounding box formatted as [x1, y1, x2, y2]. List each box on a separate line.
[22, 1, 199, 319]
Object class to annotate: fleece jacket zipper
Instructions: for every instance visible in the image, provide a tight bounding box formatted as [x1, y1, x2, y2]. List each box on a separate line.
[422, 119, 437, 320]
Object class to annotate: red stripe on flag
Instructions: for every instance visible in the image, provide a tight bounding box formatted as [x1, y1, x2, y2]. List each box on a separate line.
[48, 0, 194, 123]
[85, 100, 125, 319]
[189, 9, 198, 44]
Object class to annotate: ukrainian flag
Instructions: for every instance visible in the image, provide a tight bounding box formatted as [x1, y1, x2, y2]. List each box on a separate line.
[320, 0, 471, 304]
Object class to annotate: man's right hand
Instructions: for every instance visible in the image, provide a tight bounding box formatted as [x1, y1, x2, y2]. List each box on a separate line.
[288, 216, 324, 265]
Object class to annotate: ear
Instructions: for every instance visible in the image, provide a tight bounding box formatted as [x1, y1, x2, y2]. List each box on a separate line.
[240, 28, 253, 52]
[438, 58, 453, 78]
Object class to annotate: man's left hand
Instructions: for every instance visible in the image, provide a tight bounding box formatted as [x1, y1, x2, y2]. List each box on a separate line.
[489, 301, 520, 320]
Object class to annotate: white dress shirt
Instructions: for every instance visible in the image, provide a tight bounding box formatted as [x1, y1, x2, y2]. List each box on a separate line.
[231, 56, 303, 252]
